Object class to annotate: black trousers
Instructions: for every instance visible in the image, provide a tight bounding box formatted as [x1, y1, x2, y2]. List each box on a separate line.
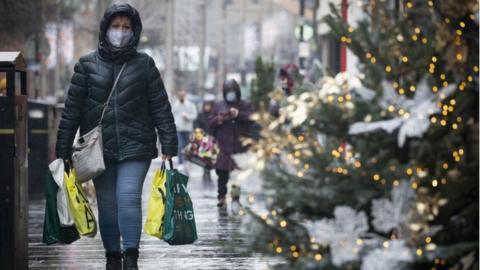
[215, 169, 230, 199]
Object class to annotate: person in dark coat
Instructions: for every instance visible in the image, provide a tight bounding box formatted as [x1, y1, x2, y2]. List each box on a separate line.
[208, 79, 253, 207]
[194, 94, 216, 181]
[55, 4, 177, 269]
[194, 94, 216, 135]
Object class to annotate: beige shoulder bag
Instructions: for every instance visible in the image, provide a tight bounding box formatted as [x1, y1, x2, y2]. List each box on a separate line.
[72, 62, 127, 183]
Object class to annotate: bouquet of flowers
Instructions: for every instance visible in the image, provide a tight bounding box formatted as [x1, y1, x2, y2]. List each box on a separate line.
[184, 128, 220, 169]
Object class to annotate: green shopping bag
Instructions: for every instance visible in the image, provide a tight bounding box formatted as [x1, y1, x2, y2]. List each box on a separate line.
[42, 172, 80, 245]
[163, 165, 198, 245]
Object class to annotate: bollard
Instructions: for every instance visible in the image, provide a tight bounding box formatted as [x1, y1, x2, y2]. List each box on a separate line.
[0, 52, 29, 270]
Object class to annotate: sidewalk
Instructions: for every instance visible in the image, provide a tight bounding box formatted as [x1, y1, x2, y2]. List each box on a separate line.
[28, 159, 269, 269]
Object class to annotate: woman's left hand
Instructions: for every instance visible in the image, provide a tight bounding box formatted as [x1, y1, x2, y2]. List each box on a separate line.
[162, 155, 172, 161]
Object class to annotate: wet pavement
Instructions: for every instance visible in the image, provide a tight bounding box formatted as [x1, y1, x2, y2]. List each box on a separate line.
[28, 159, 273, 269]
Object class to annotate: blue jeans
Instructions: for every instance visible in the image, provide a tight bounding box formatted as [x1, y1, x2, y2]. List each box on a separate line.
[93, 159, 151, 252]
[177, 131, 191, 164]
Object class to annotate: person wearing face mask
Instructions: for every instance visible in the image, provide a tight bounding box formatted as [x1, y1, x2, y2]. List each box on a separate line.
[55, 4, 177, 270]
[208, 79, 254, 207]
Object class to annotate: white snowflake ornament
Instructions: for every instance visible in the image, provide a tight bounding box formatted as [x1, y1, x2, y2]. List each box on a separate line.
[371, 181, 416, 234]
[305, 206, 369, 266]
[349, 78, 456, 146]
[361, 240, 413, 270]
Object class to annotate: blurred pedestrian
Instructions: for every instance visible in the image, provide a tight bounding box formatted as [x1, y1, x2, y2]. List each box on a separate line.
[194, 93, 216, 181]
[172, 89, 198, 169]
[55, 4, 177, 270]
[195, 93, 216, 135]
[279, 64, 299, 96]
[208, 79, 253, 207]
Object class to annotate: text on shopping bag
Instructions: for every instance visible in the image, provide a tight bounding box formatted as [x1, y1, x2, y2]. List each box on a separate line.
[173, 183, 188, 193]
[173, 210, 194, 221]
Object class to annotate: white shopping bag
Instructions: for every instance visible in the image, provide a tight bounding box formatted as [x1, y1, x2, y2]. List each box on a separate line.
[48, 159, 74, 226]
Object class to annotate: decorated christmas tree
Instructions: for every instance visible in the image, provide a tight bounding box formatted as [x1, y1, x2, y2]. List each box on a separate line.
[251, 56, 276, 109]
[238, 1, 479, 269]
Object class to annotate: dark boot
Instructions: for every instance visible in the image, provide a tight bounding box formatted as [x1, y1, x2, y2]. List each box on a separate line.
[105, 251, 122, 270]
[123, 248, 139, 270]
[217, 196, 226, 207]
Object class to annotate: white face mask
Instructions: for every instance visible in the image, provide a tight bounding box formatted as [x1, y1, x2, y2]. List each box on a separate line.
[107, 29, 133, 47]
[225, 92, 237, 102]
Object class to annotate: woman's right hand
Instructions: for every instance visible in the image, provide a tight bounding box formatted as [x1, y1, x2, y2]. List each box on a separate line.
[63, 159, 72, 173]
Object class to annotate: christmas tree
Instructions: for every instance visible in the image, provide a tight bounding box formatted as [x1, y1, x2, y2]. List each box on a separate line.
[238, 1, 479, 269]
[251, 56, 276, 109]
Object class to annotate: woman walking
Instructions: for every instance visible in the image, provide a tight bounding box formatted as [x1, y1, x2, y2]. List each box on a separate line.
[208, 79, 253, 207]
[55, 4, 177, 270]
[172, 89, 198, 169]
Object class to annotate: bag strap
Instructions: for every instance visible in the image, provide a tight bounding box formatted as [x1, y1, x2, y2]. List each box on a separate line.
[99, 62, 127, 125]
[161, 160, 174, 170]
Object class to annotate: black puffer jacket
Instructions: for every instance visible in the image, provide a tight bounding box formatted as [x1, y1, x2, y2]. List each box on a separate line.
[56, 4, 178, 161]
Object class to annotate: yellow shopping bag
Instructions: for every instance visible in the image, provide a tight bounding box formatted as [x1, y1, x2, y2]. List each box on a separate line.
[64, 169, 97, 237]
[144, 165, 167, 238]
